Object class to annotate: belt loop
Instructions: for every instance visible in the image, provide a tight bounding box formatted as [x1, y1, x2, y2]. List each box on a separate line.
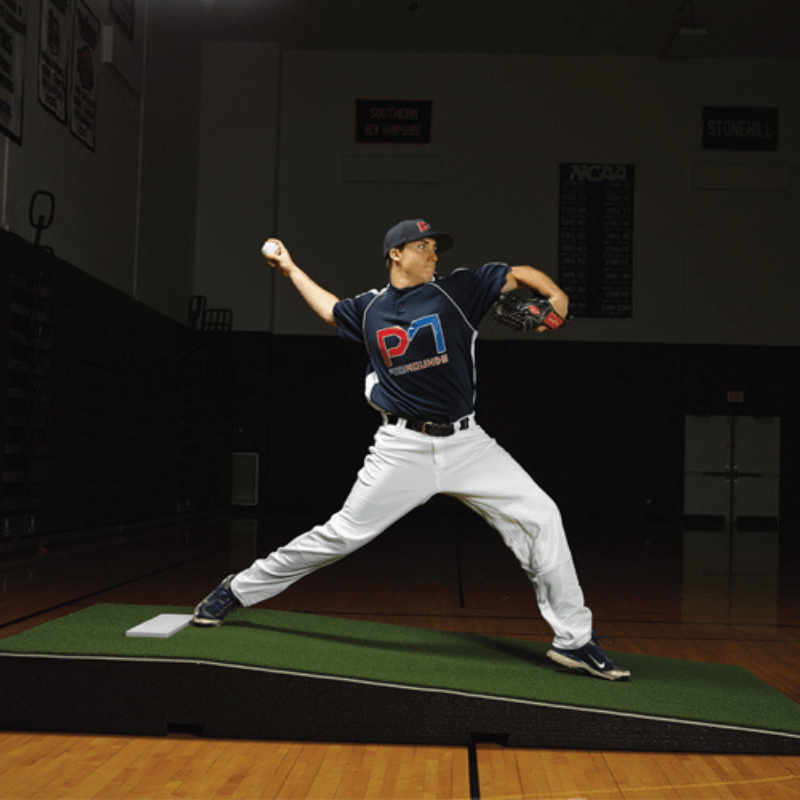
[456, 413, 474, 431]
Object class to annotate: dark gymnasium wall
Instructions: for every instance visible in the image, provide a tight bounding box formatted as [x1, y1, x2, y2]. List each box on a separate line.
[1, 230, 232, 544]
[2, 228, 798, 550]
[234, 332, 800, 544]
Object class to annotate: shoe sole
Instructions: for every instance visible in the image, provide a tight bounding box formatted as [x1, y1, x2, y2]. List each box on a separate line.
[547, 649, 631, 681]
[191, 615, 223, 627]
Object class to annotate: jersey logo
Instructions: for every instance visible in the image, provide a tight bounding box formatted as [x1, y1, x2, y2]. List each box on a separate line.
[377, 314, 446, 367]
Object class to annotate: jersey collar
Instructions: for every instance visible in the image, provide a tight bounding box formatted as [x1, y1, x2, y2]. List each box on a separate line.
[387, 273, 441, 295]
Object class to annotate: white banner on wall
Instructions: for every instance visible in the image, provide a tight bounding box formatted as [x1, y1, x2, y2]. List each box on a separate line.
[1, 0, 29, 142]
[38, 0, 71, 123]
[70, 0, 97, 150]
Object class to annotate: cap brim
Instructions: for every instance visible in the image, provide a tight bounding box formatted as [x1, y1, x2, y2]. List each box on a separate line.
[431, 232, 454, 252]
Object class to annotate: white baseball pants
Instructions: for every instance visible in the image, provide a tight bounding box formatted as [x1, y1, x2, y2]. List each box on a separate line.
[232, 419, 593, 650]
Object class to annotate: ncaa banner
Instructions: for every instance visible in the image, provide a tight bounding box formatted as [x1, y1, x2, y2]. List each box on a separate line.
[558, 163, 635, 319]
[0, 0, 28, 143]
[70, 0, 97, 150]
[38, 0, 71, 123]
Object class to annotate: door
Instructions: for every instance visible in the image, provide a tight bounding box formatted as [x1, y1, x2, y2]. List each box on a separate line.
[684, 415, 780, 531]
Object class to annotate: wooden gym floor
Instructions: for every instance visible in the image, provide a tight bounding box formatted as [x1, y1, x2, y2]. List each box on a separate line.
[1, 510, 799, 800]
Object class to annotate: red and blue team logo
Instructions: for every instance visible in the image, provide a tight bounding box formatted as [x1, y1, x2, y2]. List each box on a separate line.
[416, 220, 431, 234]
[377, 314, 445, 367]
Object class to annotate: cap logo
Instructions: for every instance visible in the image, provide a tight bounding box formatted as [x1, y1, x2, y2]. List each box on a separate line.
[416, 221, 431, 233]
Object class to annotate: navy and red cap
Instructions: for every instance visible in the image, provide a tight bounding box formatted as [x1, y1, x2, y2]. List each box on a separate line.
[383, 219, 454, 259]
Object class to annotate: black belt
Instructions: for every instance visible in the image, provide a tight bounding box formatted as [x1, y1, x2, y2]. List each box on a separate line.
[385, 414, 470, 437]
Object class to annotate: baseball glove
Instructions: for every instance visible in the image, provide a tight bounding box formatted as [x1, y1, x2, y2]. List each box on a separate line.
[492, 289, 567, 332]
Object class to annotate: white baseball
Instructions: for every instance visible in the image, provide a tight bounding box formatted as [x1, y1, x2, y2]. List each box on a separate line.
[262, 241, 280, 256]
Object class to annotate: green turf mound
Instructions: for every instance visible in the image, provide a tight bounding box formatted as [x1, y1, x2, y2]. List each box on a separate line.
[2, 603, 799, 740]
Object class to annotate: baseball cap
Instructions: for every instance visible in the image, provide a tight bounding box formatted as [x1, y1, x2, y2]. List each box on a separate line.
[383, 219, 454, 259]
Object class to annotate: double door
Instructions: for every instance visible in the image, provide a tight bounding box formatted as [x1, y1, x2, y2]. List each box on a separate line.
[684, 415, 780, 531]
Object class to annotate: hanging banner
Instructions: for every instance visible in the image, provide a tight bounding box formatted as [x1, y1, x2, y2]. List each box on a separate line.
[38, 0, 71, 123]
[703, 106, 778, 151]
[558, 163, 635, 319]
[70, 0, 97, 150]
[355, 99, 433, 144]
[1, 0, 29, 142]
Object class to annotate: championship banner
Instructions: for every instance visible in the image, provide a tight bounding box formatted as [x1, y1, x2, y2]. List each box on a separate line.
[70, 0, 97, 150]
[38, 0, 71, 123]
[558, 163, 635, 319]
[1, 0, 29, 142]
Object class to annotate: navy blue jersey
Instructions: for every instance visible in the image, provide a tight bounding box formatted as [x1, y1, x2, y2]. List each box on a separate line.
[333, 262, 510, 422]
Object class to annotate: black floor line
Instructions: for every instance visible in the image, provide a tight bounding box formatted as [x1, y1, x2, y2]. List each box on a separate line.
[456, 532, 467, 610]
[468, 733, 510, 800]
[0, 549, 224, 631]
[468, 739, 481, 800]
